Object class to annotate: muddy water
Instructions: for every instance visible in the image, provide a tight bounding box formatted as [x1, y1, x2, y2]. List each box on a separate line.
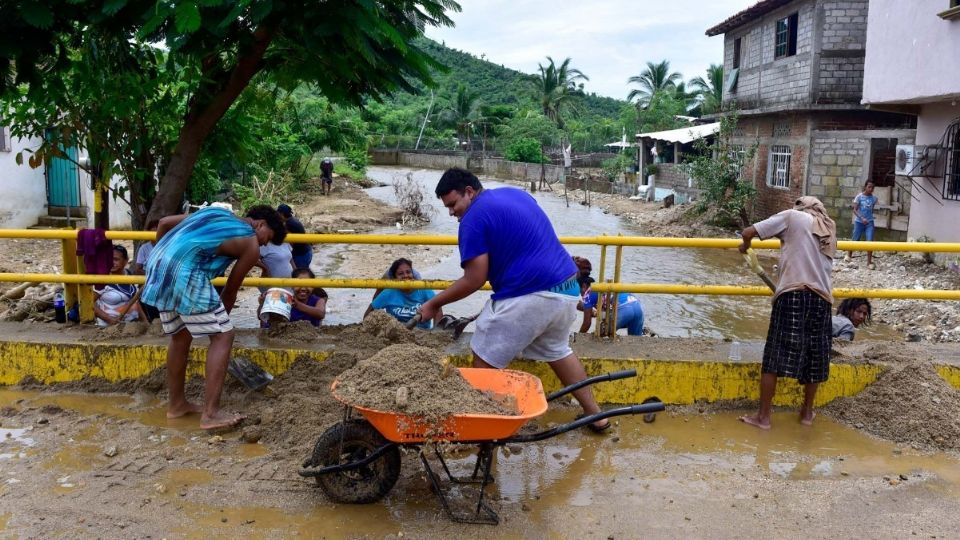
[316, 167, 900, 341]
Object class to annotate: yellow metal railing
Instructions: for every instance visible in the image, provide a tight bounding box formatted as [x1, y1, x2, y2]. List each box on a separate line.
[2, 229, 959, 328]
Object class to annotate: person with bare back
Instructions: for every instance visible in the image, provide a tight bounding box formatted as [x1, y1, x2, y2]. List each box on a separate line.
[140, 205, 286, 430]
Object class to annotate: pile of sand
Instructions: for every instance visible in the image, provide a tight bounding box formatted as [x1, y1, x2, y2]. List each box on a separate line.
[824, 344, 960, 452]
[333, 344, 515, 424]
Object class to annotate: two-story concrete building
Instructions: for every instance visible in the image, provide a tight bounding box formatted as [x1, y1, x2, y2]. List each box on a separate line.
[861, 0, 960, 252]
[706, 0, 916, 237]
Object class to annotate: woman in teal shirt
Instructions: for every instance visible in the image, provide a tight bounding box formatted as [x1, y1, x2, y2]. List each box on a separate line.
[365, 258, 443, 329]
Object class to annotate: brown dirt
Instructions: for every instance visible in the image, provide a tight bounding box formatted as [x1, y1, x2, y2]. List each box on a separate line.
[823, 343, 960, 452]
[262, 319, 321, 343]
[334, 344, 514, 423]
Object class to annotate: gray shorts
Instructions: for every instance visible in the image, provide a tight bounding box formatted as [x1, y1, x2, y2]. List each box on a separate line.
[471, 291, 578, 368]
[160, 302, 233, 338]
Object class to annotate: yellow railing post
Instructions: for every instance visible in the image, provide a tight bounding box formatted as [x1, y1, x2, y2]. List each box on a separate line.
[595, 237, 608, 338]
[60, 238, 79, 312]
[610, 236, 624, 338]
[76, 258, 95, 323]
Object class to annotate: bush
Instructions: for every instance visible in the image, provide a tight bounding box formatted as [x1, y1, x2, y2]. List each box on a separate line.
[601, 153, 635, 181]
[504, 137, 543, 163]
[392, 172, 433, 226]
[345, 147, 370, 173]
[185, 158, 222, 204]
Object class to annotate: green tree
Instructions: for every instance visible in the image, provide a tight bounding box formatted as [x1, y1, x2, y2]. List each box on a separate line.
[0, 0, 459, 225]
[627, 60, 682, 108]
[689, 64, 724, 116]
[532, 56, 588, 129]
[682, 110, 756, 227]
[636, 91, 689, 134]
[441, 83, 480, 147]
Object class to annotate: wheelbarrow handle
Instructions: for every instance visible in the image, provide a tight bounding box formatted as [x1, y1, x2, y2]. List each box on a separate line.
[546, 369, 637, 402]
[504, 401, 666, 443]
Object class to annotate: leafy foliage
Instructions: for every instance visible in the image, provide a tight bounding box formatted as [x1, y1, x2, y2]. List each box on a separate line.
[689, 64, 724, 116]
[533, 56, 588, 129]
[627, 60, 683, 108]
[682, 110, 757, 228]
[504, 138, 544, 164]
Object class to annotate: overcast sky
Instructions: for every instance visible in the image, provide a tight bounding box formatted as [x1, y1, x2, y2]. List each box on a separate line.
[426, 0, 756, 101]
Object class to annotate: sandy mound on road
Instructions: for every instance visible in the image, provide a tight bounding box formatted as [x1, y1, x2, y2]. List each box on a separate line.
[824, 344, 960, 452]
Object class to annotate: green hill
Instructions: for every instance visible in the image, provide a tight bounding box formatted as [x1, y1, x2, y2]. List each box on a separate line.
[389, 38, 628, 121]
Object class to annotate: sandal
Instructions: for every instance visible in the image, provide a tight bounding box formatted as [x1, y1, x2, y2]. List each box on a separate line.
[575, 413, 611, 434]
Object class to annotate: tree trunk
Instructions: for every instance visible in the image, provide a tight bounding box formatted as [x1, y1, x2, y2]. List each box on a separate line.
[146, 24, 277, 224]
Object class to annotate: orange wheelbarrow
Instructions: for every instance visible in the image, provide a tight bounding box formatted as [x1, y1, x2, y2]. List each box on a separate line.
[299, 368, 664, 525]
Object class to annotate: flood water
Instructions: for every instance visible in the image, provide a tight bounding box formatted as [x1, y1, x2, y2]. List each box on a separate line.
[312, 166, 899, 341]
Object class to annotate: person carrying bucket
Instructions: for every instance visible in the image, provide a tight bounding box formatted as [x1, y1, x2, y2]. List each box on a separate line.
[259, 267, 327, 327]
[416, 168, 610, 433]
[140, 205, 287, 431]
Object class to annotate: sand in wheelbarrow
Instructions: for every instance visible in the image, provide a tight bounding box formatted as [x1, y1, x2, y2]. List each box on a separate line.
[823, 344, 960, 452]
[334, 344, 516, 426]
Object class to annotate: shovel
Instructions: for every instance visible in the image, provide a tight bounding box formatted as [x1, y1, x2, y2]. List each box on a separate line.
[742, 248, 777, 292]
[227, 356, 274, 391]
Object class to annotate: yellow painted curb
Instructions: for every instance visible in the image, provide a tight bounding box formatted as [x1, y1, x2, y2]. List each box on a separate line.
[0, 341, 928, 408]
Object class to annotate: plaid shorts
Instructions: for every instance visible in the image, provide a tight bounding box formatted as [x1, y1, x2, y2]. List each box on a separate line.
[762, 289, 831, 384]
[159, 303, 233, 338]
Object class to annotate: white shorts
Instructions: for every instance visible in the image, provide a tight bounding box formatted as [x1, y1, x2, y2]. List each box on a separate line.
[160, 303, 233, 337]
[471, 291, 579, 368]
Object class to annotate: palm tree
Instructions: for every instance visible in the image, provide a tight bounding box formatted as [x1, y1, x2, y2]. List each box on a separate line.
[627, 60, 682, 108]
[533, 56, 588, 129]
[690, 64, 724, 115]
[442, 83, 480, 146]
[672, 81, 699, 114]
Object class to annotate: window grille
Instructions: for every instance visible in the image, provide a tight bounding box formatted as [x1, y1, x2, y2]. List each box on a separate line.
[729, 144, 747, 178]
[773, 122, 791, 137]
[944, 118, 960, 201]
[768, 145, 791, 188]
[0, 126, 10, 152]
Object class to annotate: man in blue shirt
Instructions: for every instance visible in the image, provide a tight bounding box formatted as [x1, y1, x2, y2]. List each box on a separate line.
[418, 168, 609, 432]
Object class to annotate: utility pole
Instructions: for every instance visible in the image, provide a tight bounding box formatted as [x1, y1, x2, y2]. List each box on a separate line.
[414, 89, 434, 151]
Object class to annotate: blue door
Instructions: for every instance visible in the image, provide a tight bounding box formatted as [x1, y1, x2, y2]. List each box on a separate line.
[45, 132, 81, 207]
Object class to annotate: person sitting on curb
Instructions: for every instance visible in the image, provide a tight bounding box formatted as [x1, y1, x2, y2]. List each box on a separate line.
[141, 205, 286, 431]
[94, 245, 146, 326]
[738, 196, 837, 430]
[365, 258, 441, 329]
[832, 298, 872, 341]
[576, 275, 645, 335]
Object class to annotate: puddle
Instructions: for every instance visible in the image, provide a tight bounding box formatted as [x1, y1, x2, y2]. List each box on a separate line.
[0, 427, 36, 462]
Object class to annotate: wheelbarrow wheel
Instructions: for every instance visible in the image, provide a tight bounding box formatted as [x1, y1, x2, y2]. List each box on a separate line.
[311, 420, 401, 504]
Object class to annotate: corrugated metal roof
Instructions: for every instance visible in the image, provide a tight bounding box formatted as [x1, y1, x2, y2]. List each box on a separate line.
[705, 0, 798, 36]
[636, 123, 721, 144]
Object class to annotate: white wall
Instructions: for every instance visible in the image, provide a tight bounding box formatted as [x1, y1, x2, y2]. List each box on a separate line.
[0, 131, 49, 229]
[906, 101, 960, 244]
[77, 152, 133, 230]
[863, 0, 960, 105]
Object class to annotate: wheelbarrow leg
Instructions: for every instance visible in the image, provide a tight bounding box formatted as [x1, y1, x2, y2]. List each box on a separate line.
[419, 444, 499, 525]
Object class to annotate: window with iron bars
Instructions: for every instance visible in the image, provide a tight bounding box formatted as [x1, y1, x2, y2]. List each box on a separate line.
[768, 145, 791, 188]
[728, 144, 747, 178]
[945, 119, 960, 200]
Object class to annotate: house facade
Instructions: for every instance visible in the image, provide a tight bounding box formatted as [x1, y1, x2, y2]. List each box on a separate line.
[0, 126, 132, 230]
[861, 0, 960, 250]
[706, 0, 916, 238]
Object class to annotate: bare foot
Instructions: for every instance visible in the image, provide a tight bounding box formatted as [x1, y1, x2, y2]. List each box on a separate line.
[800, 411, 816, 426]
[739, 414, 771, 430]
[167, 401, 203, 419]
[200, 412, 246, 431]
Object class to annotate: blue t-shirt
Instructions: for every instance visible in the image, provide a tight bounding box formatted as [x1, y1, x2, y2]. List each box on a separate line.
[371, 288, 436, 329]
[582, 291, 633, 310]
[458, 188, 576, 300]
[853, 193, 877, 223]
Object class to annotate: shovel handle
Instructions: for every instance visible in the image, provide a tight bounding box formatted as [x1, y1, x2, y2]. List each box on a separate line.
[405, 313, 422, 330]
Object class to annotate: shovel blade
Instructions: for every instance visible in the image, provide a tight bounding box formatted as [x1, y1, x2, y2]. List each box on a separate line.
[227, 357, 274, 391]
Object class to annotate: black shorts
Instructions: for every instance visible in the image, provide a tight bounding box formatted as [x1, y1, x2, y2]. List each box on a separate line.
[762, 289, 831, 384]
